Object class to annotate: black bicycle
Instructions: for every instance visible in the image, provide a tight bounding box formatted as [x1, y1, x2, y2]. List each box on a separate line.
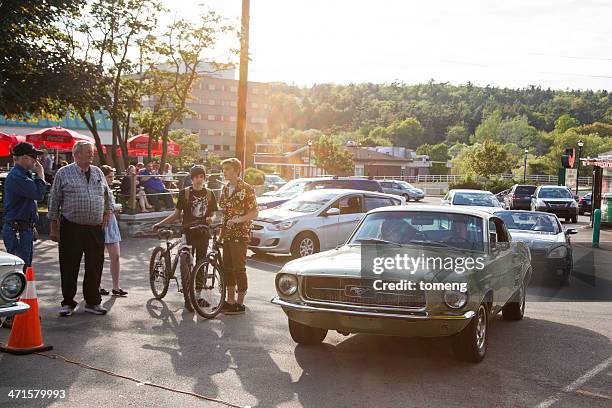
[149, 222, 207, 312]
[188, 222, 226, 319]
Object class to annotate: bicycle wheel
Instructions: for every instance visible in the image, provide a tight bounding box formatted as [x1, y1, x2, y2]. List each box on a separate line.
[149, 246, 170, 299]
[179, 251, 194, 312]
[190, 258, 226, 319]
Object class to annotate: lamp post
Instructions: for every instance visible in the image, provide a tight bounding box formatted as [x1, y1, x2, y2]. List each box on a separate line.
[204, 148, 209, 167]
[576, 139, 584, 195]
[307, 140, 313, 177]
[523, 148, 529, 183]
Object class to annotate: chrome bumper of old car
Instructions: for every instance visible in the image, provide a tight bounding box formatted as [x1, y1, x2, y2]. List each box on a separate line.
[0, 301, 30, 318]
[271, 297, 475, 320]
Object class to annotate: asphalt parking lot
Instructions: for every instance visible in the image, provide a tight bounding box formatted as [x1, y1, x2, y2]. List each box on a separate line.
[1, 198, 611, 408]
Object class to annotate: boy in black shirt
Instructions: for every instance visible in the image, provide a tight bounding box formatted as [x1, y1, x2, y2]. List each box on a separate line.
[153, 165, 218, 290]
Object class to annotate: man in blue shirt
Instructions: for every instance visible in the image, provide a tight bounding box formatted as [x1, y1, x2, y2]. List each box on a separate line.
[2, 142, 47, 269]
[138, 161, 174, 211]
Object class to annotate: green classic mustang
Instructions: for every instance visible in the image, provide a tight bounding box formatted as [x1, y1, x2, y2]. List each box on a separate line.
[272, 205, 532, 362]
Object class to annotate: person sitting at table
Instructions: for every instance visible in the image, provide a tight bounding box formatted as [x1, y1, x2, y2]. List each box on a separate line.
[138, 161, 174, 211]
[120, 165, 153, 212]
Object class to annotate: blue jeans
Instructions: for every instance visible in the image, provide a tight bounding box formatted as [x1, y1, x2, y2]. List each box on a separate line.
[2, 223, 34, 267]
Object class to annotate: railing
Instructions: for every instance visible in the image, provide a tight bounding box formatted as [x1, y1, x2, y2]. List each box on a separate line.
[373, 174, 593, 185]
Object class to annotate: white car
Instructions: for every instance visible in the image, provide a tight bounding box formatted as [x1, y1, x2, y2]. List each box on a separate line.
[442, 189, 504, 213]
[0, 251, 29, 323]
[250, 189, 404, 257]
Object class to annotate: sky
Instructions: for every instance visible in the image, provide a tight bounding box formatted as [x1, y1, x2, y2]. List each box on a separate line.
[167, 0, 612, 90]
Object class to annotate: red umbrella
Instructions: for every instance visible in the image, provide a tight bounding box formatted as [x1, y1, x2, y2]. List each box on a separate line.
[26, 126, 106, 153]
[0, 133, 26, 156]
[119, 133, 180, 156]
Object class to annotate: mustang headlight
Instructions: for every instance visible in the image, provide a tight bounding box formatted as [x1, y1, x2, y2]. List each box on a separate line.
[269, 220, 297, 231]
[0, 272, 26, 301]
[443, 289, 468, 309]
[277, 274, 298, 296]
[548, 246, 567, 258]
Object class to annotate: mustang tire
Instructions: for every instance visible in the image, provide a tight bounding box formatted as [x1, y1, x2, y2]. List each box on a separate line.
[288, 319, 327, 345]
[452, 303, 488, 363]
[502, 281, 526, 321]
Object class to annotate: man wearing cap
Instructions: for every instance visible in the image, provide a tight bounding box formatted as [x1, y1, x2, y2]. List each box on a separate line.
[1, 143, 47, 328]
[2, 142, 47, 268]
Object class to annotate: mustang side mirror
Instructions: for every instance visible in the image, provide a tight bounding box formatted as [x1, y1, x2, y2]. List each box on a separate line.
[565, 228, 578, 235]
[324, 207, 340, 217]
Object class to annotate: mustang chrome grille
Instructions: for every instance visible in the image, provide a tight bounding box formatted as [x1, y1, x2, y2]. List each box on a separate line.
[303, 277, 426, 308]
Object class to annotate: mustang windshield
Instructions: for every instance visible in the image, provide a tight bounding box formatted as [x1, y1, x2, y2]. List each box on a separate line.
[350, 211, 485, 252]
[278, 190, 339, 213]
[497, 211, 561, 234]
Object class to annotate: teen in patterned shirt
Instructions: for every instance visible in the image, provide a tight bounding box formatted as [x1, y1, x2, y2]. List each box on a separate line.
[218, 158, 258, 315]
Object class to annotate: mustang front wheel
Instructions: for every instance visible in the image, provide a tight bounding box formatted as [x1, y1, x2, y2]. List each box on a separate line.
[288, 319, 327, 345]
[452, 303, 488, 363]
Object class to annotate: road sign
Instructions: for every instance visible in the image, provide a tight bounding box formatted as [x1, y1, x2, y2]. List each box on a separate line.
[565, 168, 577, 188]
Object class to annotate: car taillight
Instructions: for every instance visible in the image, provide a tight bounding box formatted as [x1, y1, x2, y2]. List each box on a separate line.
[512, 194, 516, 200]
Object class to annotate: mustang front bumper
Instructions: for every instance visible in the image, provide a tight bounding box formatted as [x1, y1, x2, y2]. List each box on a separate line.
[272, 297, 474, 337]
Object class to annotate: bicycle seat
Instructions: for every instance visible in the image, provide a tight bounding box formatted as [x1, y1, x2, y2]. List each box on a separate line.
[159, 229, 174, 240]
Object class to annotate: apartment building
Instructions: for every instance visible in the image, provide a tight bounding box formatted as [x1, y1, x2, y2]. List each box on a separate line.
[172, 67, 271, 159]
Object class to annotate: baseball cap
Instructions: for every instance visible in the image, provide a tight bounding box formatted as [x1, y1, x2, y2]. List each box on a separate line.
[13, 142, 43, 158]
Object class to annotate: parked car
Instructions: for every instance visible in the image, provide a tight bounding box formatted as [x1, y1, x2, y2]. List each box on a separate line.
[495, 210, 576, 285]
[0, 252, 29, 323]
[272, 205, 531, 362]
[504, 185, 537, 210]
[442, 189, 504, 212]
[495, 189, 511, 205]
[578, 193, 592, 215]
[257, 177, 384, 210]
[530, 185, 578, 223]
[250, 189, 403, 257]
[264, 174, 287, 192]
[379, 180, 425, 201]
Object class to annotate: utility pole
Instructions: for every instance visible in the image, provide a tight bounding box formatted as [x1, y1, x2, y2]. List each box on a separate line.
[235, 0, 250, 171]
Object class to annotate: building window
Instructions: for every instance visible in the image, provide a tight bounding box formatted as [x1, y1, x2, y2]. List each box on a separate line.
[230, 116, 236, 122]
[207, 114, 216, 121]
[222, 145, 230, 151]
[250, 117, 266, 124]
[251, 102, 258, 109]
[230, 86, 237, 92]
[354, 164, 364, 176]
[192, 129, 200, 135]
[214, 144, 221, 150]
[208, 84, 216, 91]
[230, 101, 237, 107]
[229, 130, 236, 137]
[201, 144, 208, 149]
[252, 88, 259, 94]
[207, 129, 215, 136]
[208, 99, 216, 105]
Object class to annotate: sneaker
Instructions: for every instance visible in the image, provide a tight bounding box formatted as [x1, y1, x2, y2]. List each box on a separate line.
[112, 288, 128, 297]
[220, 301, 234, 313]
[224, 303, 246, 315]
[99, 288, 110, 295]
[59, 305, 74, 317]
[84, 304, 108, 315]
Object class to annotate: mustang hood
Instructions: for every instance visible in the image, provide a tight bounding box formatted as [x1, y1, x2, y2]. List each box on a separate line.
[280, 245, 485, 283]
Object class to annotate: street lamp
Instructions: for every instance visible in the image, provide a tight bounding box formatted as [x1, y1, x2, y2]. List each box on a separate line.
[204, 148, 209, 167]
[307, 140, 313, 177]
[523, 148, 529, 183]
[576, 139, 584, 195]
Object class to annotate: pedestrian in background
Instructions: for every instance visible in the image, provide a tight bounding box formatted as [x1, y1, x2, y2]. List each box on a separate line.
[48, 141, 114, 316]
[98, 165, 127, 297]
[218, 158, 258, 315]
[138, 161, 174, 211]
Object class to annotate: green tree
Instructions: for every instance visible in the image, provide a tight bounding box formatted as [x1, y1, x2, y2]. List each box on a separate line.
[445, 124, 470, 144]
[313, 136, 354, 175]
[576, 122, 612, 138]
[166, 129, 201, 169]
[554, 114, 580, 133]
[541, 130, 612, 176]
[466, 140, 513, 178]
[472, 110, 502, 144]
[416, 143, 449, 174]
[386, 117, 424, 148]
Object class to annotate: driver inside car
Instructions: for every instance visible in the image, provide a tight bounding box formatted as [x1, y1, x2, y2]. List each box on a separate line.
[380, 219, 417, 244]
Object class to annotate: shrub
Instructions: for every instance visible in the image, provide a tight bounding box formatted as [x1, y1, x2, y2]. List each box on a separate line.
[484, 178, 517, 194]
[244, 167, 265, 185]
[449, 176, 482, 190]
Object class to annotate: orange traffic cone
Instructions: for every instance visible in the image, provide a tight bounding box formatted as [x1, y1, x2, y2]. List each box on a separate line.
[0, 267, 53, 355]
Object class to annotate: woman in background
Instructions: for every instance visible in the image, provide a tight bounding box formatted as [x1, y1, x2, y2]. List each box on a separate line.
[99, 165, 128, 297]
[121, 165, 153, 212]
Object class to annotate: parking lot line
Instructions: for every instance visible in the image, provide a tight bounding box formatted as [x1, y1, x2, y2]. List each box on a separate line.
[535, 356, 612, 408]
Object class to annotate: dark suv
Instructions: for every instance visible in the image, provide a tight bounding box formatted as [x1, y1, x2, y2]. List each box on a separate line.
[505, 184, 537, 210]
[256, 177, 383, 209]
[531, 186, 579, 223]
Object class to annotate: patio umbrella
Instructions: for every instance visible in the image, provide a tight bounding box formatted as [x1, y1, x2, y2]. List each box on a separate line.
[119, 133, 180, 156]
[26, 126, 106, 153]
[0, 133, 26, 156]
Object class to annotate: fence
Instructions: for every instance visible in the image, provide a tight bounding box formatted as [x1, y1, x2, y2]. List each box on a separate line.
[373, 174, 593, 185]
